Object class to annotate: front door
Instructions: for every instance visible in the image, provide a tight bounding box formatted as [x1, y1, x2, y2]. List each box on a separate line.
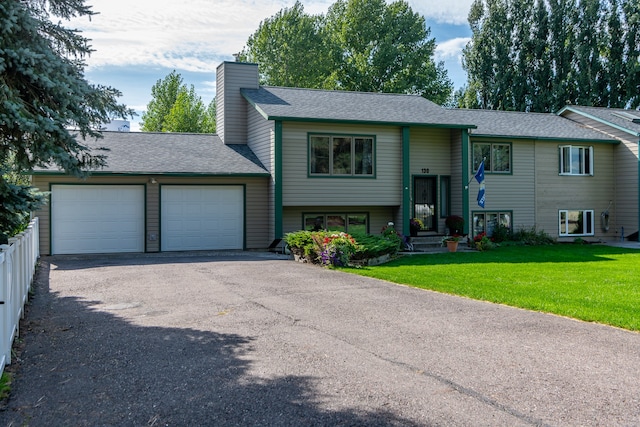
[414, 177, 437, 231]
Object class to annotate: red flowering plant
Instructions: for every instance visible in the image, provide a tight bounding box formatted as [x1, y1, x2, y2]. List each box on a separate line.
[314, 232, 360, 266]
[473, 232, 495, 251]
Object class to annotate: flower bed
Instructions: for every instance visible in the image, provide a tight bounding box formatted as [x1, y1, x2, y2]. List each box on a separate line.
[284, 229, 401, 267]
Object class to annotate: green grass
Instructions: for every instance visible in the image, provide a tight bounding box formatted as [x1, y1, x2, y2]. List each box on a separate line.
[340, 244, 640, 331]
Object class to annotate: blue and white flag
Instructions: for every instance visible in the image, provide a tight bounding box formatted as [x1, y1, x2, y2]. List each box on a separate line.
[477, 183, 485, 208]
[474, 160, 485, 184]
[475, 160, 485, 208]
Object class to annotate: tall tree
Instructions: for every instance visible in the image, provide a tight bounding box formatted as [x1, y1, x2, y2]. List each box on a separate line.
[140, 71, 216, 133]
[238, 2, 333, 88]
[0, 0, 132, 242]
[240, 0, 452, 105]
[461, 0, 640, 112]
[140, 71, 182, 132]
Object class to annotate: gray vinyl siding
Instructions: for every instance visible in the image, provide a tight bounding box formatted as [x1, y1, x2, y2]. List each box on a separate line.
[469, 138, 536, 233]
[32, 175, 270, 254]
[281, 122, 402, 206]
[534, 141, 616, 240]
[283, 206, 396, 235]
[562, 111, 638, 236]
[410, 127, 454, 232]
[215, 62, 259, 145]
[247, 105, 276, 241]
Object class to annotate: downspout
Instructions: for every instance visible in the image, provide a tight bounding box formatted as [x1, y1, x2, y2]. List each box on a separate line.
[402, 127, 411, 237]
[274, 120, 283, 239]
[462, 129, 470, 235]
[637, 136, 640, 242]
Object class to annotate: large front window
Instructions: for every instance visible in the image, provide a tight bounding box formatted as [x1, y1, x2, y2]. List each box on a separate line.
[473, 211, 512, 237]
[472, 142, 511, 173]
[309, 134, 374, 176]
[304, 213, 368, 234]
[559, 210, 594, 236]
[559, 145, 593, 175]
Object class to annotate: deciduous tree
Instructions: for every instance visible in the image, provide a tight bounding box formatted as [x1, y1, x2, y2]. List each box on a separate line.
[240, 0, 452, 104]
[141, 71, 216, 133]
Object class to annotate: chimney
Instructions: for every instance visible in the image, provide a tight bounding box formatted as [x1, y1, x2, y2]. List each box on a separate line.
[215, 62, 259, 144]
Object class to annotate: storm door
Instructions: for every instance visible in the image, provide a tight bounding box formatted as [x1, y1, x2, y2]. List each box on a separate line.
[414, 177, 437, 231]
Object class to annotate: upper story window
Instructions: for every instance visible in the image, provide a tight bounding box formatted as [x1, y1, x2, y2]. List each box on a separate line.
[472, 142, 511, 173]
[309, 134, 374, 177]
[560, 145, 593, 176]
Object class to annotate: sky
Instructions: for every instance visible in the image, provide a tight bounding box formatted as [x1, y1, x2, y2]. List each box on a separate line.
[70, 0, 474, 131]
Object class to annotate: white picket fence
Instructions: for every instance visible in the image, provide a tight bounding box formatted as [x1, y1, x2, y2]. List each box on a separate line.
[0, 217, 40, 377]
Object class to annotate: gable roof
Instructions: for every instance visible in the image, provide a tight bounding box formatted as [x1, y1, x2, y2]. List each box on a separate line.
[241, 86, 476, 129]
[451, 108, 617, 143]
[33, 131, 268, 176]
[558, 105, 640, 138]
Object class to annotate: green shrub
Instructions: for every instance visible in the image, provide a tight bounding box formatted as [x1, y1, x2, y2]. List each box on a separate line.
[492, 224, 511, 243]
[350, 232, 401, 260]
[511, 226, 555, 245]
[284, 230, 321, 260]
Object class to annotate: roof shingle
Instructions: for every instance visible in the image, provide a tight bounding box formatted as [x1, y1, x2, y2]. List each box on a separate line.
[34, 132, 268, 175]
[241, 86, 476, 128]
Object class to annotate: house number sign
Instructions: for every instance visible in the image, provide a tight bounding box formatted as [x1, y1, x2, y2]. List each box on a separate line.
[421, 168, 429, 173]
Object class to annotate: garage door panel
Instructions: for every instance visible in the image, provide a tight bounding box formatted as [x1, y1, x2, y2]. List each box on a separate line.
[161, 186, 243, 251]
[52, 185, 145, 254]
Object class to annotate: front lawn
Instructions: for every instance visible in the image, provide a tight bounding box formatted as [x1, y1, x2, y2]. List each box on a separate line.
[339, 244, 640, 331]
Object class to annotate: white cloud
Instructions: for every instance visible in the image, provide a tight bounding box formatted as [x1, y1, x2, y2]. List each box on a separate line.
[436, 37, 471, 62]
[71, 0, 471, 72]
[406, 0, 474, 25]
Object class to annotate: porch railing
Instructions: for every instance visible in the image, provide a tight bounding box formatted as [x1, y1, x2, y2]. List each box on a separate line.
[0, 217, 40, 377]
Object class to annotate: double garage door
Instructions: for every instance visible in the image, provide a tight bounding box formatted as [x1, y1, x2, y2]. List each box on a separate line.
[51, 185, 243, 254]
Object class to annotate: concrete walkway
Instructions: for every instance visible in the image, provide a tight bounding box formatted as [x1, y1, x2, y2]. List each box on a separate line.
[1, 251, 639, 426]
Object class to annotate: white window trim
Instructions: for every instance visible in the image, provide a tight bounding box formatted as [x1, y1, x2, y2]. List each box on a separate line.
[559, 209, 595, 236]
[559, 145, 593, 176]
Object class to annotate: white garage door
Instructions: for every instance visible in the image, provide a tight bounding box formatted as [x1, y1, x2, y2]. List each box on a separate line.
[161, 186, 244, 251]
[51, 185, 145, 255]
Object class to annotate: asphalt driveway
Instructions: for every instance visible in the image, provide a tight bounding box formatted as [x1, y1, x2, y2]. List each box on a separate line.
[1, 251, 639, 426]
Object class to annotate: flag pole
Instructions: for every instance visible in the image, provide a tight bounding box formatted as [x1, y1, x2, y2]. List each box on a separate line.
[465, 157, 486, 189]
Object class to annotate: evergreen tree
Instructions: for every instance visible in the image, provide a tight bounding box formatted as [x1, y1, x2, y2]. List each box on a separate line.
[0, 0, 132, 242]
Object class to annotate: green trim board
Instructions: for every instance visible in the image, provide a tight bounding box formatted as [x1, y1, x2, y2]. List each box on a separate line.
[31, 171, 271, 177]
[462, 129, 470, 235]
[275, 120, 283, 239]
[470, 133, 618, 144]
[257, 115, 476, 129]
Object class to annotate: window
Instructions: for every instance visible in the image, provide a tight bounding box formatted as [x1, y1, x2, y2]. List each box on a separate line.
[440, 176, 451, 218]
[472, 142, 511, 173]
[559, 145, 593, 175]
[472, 211, 512, 237]
[309, 135, 374, 176]
[304, 213, 368, 234]
[559, 210, 594, 236]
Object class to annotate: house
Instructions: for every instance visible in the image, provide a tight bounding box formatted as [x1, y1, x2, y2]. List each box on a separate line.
[31, 61, 639, 255]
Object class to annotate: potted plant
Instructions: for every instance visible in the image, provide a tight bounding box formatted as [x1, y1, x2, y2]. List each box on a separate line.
[409, 217, 423, 237]
[442, 235, 461, 252]
[445, 215, 465, 235]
